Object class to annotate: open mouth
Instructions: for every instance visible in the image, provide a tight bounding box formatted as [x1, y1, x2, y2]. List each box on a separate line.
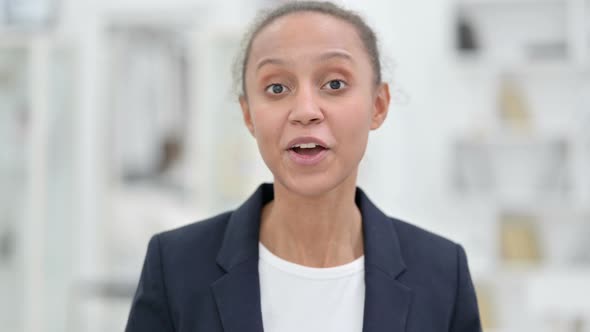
[289, 143, 328, 156]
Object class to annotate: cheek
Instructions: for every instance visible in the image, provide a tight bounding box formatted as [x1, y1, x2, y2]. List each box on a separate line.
[250, 106, 285, 156]
[331, 97, 372, 150]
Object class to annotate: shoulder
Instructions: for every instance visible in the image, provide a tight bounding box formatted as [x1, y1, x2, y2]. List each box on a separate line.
[389, 217, 463, 279]
[157, 211, 233, 250]
[391, 216, 459, 254]
[147, 211, 233, 279]
[389, 218, 482, 329]
[388, 217, 474, 315]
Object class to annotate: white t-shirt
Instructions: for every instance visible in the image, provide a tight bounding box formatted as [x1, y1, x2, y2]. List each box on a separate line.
[258, 242, 365, 332]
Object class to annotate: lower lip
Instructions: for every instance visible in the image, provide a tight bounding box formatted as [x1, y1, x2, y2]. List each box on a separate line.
[288, 149, 329, 166]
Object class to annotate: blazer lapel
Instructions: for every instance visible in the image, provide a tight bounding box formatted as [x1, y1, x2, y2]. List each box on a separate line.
[211, 184, 273, 332]
[356, 188, 414, 332]
[362, 267, 413, 332]
[211, 259, 264, 332]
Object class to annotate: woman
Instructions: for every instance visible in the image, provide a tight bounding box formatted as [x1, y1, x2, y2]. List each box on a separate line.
[125, 2, 482, 332]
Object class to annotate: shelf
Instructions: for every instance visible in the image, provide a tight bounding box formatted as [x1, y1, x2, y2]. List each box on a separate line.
[454, 55, 590, 76]
[454, 136, 571, 201]
[458, 0, 565, 6]
[453, 0, 590, 70]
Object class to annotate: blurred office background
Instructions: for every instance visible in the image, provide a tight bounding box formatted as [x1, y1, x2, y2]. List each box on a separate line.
[1, 0, 590, 331]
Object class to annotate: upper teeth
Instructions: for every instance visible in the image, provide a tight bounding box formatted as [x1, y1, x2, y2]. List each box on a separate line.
[294, 143, 319, 149]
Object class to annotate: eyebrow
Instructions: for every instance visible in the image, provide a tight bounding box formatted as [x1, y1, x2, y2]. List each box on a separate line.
[255, 50, 354, 72]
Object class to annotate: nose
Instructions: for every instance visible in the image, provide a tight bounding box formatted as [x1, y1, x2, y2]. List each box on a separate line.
[288, 87, 324, 126]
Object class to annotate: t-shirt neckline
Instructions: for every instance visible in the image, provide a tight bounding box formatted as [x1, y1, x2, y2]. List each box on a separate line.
[258, 242, 365, 280]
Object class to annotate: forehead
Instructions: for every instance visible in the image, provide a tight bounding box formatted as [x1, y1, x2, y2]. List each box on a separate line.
[248, 12, 367, 67]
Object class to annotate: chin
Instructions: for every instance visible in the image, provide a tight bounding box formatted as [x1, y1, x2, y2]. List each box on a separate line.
[260, 149, 361, 198]
[274, 169, 357, 198]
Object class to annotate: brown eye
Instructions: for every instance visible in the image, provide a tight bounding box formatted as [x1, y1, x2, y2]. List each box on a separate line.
[322, 79, 347, 91]
[265, 83, 288, 95]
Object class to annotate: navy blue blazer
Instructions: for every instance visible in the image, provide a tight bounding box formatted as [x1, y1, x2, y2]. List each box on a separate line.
[126, 183, 482, 332]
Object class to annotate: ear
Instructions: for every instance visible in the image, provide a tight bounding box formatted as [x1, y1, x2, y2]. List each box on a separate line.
[239, 95, 256, 137]
[370, 83, 391, 130]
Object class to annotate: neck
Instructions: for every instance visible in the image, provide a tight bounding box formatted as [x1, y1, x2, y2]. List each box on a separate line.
[259, 176, 364, 268]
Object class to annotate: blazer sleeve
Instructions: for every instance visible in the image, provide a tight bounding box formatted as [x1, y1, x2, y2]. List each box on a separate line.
[449, 244, 482, 332]
[125, 235, 175, 332]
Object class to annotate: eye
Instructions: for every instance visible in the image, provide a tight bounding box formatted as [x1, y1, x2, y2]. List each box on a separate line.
[322, 79, 347, 91]
[265, 83, 289, 95]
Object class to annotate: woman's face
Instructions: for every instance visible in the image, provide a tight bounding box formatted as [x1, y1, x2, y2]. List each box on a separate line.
[240, 12, 390, 197]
